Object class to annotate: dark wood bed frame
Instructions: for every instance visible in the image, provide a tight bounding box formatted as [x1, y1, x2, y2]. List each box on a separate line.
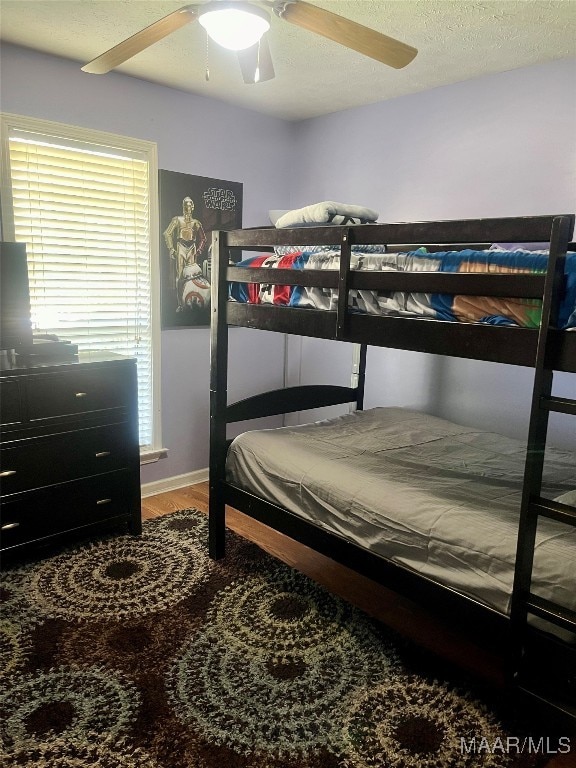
[209, 214, 576, 727]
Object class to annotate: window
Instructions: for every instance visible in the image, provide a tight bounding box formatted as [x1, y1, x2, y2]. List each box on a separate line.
[0, 114, 162, 459]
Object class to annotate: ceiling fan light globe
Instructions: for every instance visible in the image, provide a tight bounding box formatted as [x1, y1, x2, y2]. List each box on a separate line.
[199, 7, 270, 51]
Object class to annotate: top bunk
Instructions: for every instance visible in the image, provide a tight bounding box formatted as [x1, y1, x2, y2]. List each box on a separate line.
[211, 214, 576, 372]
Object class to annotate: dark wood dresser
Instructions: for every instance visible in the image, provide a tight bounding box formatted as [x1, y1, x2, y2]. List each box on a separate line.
[0, 351, 141, 560]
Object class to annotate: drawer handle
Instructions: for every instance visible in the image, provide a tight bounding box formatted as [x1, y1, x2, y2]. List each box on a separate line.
[0, 470, 17, 478]
[75, 392, 88, 398]
[1, 522, 20, 530]
[96, 498, 112, 505]
[95, 451, 111, 458]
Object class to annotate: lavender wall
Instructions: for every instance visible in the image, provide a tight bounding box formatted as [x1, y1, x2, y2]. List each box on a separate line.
[290, 58, 576, 449]
[0, 44, 295, 482]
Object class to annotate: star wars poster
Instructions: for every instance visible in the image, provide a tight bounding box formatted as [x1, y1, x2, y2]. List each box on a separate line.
[159, 170, 243, 328]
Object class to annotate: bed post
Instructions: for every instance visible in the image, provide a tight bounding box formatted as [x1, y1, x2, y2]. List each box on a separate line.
[209, 229, 229, 559]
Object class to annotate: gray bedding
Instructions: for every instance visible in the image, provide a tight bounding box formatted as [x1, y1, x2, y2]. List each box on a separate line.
[226, 407, 575, 618]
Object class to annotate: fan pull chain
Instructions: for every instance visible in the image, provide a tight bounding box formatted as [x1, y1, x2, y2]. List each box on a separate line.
[254, 39, 261, 83]
[205, 31, 210, 82]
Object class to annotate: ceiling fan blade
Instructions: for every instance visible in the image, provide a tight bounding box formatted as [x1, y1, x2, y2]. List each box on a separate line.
[82, 6, 197, 74]
[276, 0, 417, 69]
[237, 35, 275, 84]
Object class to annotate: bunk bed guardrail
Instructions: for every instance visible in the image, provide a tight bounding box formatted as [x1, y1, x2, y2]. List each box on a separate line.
[220, 215, 576, 371]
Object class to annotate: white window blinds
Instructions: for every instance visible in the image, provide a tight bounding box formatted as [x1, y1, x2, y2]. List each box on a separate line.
[2, 118, 159, 452]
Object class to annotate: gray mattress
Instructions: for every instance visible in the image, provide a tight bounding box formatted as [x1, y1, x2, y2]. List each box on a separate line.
[226, 407, 575, 618]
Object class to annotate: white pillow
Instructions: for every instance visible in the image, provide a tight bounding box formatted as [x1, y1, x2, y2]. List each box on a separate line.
[269, 210, 290, 226]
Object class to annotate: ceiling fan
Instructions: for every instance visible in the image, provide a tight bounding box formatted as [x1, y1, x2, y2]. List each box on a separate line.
[81, 0, 418, 85]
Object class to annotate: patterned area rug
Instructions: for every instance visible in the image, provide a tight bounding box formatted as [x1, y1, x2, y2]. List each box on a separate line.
[0, 509, 552, 767]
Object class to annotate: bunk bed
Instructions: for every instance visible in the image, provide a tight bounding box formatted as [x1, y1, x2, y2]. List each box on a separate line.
[208, 214, 576, 725]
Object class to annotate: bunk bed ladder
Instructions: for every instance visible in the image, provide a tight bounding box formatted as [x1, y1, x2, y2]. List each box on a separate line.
[510, 215, 576, 721]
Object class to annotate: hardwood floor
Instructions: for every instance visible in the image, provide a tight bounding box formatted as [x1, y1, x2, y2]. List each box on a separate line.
[141, 483, 575, 766]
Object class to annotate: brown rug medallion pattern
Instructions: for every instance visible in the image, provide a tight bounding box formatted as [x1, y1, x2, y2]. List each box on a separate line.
[0, 509, 547, 767]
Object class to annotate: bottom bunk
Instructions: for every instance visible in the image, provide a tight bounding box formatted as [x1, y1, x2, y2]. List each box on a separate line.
[226, 407, 575, 623]
[211, 404, 576, 725]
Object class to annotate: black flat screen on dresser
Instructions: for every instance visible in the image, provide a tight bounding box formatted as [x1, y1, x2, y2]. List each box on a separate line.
[0, 241, 33, 351]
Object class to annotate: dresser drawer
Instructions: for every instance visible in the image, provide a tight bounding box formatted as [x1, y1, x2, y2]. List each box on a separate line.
[0, 471, 134, 550]
[0, 379, 23, 426]
[1, 423, 134, 496]
[26, 365, 131, 421]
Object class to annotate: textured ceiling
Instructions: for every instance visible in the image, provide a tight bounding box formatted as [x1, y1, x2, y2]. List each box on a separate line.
[1, 0, 575, 120]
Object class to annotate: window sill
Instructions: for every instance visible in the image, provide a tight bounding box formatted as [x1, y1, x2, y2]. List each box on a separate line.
[140, 447, 169, 465]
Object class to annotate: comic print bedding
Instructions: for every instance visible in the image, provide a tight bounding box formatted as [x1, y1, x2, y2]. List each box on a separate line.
[228, 246, 576, 329]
